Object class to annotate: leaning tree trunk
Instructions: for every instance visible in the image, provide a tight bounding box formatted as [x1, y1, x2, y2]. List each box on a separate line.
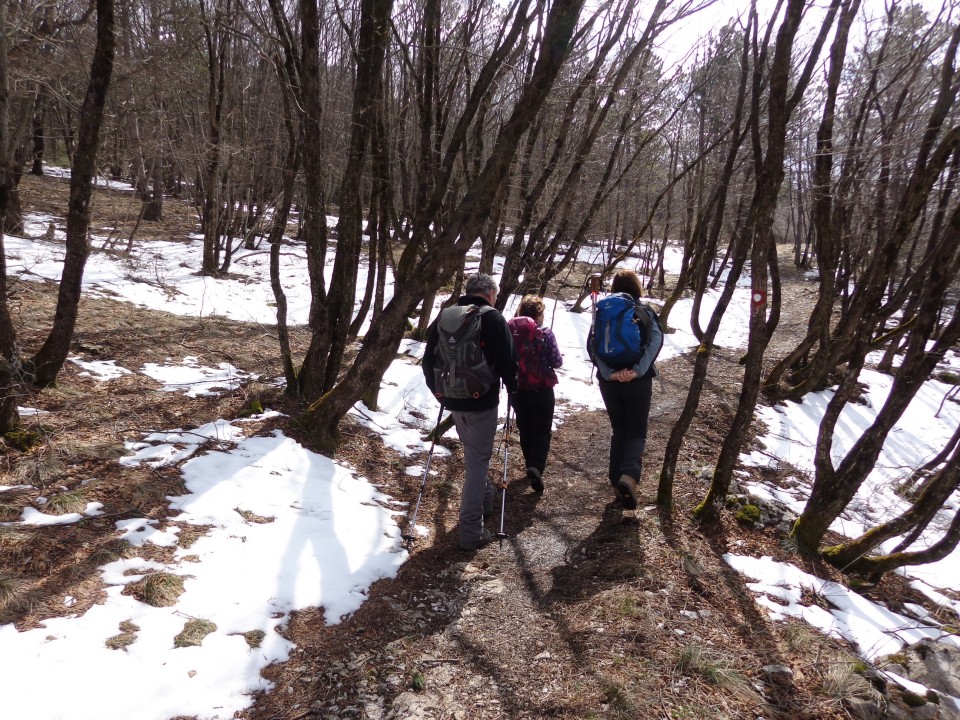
[30, 0, 115, 388]
[791, 208, 960, 552]
[833, 510, 960, 579]
[760, 0, 855, 396]
[820, 457, 960, 574]
[3, 98, 33, 236]
[275, 0, 330, 400]
[774, 24, 960, 399]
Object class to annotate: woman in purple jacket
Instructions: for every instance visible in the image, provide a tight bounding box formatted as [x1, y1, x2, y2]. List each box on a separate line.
[507, 295, 563, 494]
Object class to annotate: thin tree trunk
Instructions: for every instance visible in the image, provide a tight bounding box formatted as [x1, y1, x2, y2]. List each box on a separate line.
[268, 87, 300, 392]
[322, 0, 394, 394]
[30, 0, 115, 387]
[30, 90, 43, 176]
[696, 0, 842, 523]
[0, 1, 20, 433]
[658, 6, 754, 506]
[200, 0, 229, 276]
[286, 0, 330, 400]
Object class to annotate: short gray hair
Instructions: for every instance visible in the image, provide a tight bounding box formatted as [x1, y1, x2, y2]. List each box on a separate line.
[465, 273, 497, 298]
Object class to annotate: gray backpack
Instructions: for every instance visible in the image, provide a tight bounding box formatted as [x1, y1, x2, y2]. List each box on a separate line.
[434, 305, 496, 399]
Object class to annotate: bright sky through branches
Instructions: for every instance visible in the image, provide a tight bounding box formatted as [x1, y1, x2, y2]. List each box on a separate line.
[653, 0, 954, 71]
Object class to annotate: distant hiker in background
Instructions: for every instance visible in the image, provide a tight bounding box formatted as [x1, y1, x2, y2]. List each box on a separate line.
[588, 269, 663, 510]
[507, 295, 563, 494]
[423, 273, 519, 550]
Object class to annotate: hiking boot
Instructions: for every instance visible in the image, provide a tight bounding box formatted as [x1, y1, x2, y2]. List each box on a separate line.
[527, 466, 544, 494]
[612, 483, 625, 503]
[458, 528, 492, 551]
[617, 474, 638, 510]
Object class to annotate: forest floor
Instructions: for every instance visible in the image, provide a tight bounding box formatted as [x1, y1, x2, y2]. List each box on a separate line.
[1, 173, 941, 719]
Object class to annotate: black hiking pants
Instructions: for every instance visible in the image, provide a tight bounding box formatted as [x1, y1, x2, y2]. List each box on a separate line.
[598, 374, 653, 486]
[510, 386, 555, 477]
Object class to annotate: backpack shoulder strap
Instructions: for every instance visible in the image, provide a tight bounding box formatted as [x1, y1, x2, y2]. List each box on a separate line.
[633, 299, 652, 334]
[635, 301, 664, 360]
[439, 303, 492, 333]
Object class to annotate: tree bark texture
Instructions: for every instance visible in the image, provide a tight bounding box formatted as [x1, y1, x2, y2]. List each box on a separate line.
[0, 1, 20, 433]
[30, 0, 116, 388]
[321, 0, 394, 395]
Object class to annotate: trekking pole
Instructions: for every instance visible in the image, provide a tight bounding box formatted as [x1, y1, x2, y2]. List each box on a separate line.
[495, 402, 512, 547]
[588, 273, 602, 319]
[401, 402, 445, 548]
[587, 273, 602, 385]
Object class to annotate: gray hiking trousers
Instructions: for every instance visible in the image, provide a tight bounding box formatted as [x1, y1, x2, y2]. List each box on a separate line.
[451, 406, 498, 547]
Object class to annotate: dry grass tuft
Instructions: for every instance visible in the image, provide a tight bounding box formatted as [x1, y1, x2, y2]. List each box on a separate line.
[89, 540, 138, 566]
[679, 550, 704, 576]
[614, 591, 647, 619]
[58, 441, 129, 464]
[128, 572, 185, 607]
[174, 618, 217, 648]
[240, 629, 266, 649]
[0, 527, 29, 551]
[601, 682, 639, 717]
[130, 480, 172, 511]
[105, 620, 141, 650]
[781, 621, 818, 654]
[10, 452, 63, 488]
[0, 487, 31, 520]
[234, 507, 274, 524]
[675, 642, 755, 700]
[44, 489, 88, 515]
[0, 487, 32, 505]
[820, 661, 881, 707]
[177, 525, 210, 549]
[0, 574, 27, 606]
[0, 574, 43, 621]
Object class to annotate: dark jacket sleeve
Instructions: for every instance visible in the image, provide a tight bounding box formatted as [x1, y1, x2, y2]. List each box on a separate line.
[422, 322, 439, 394]
[483, 309, 519, 395]
[629, 307, 662, 379]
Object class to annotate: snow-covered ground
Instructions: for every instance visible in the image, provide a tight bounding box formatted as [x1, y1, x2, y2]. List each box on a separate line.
[1, 203, 958, 718]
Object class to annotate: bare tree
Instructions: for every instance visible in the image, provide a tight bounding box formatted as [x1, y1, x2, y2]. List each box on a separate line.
[303, 0, 588, 451]
[29, 0, 117, 387]
[0, 0, 20, 434]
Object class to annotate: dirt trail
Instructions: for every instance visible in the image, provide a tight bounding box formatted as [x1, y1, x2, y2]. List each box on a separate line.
[5, 178, 911, 720]
[241, 351, 826, 720]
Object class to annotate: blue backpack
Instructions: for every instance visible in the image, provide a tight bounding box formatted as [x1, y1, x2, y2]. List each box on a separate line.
[592, 293, 661, 369]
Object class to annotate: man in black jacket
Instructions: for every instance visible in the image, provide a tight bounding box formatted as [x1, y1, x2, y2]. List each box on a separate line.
[423, 273, 518, 550]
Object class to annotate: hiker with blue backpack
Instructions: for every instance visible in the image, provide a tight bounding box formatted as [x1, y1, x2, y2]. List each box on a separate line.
[507, 295, 563, 494]
[423, 273, 519, 551]
[588, 269, 664, 510]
